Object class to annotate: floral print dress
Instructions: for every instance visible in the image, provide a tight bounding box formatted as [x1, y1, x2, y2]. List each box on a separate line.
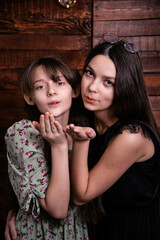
[5, 119, 89, 240]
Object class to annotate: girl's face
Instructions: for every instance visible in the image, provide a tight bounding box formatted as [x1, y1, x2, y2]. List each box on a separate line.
[25, 65, 76, 122]
[81, 54, 116, 115]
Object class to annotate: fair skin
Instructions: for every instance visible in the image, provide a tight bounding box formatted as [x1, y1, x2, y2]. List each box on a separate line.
[65, 54, 155, 205]
[5, 65, 78, 240]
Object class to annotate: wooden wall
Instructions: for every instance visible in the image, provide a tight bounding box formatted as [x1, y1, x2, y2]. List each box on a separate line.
[0, 0, 91, 237]
[93, 0, 160, 129]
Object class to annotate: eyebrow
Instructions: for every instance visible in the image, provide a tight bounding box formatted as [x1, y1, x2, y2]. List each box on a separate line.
[86, 65, 94, 72]
[55, 75, 65, 80]
[33, 79, 45, 85]
[87, 64, 115, 80]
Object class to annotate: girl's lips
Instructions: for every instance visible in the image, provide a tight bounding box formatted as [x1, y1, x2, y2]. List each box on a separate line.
[85, 96, 96, 103]
[48, 101, 60, 107]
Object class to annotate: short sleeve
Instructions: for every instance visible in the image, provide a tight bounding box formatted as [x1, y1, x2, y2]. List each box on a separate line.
[5, 119, 50, 217]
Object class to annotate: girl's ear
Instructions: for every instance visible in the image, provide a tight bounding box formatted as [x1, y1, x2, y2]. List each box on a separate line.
[24, 94, 35, 105]
[72, 86, 80, 98]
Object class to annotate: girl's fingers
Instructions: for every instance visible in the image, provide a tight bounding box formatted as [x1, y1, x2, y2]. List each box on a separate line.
[54, 120, 63, 133]
[40, 113, 56, 134]
[39, 114, 46, 135]
[65, 126, 75, 136]
[49, 114, 57, 133]
[44, 112, 52, 133]
[65, 125, 96, 140]
[86, 129, 96, 139]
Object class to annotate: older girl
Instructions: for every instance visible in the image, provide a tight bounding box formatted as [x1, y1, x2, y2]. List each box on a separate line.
[66, 34, 160, 240]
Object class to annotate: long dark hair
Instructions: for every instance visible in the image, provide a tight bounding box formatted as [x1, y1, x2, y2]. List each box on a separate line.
[83, 41, 160, 143]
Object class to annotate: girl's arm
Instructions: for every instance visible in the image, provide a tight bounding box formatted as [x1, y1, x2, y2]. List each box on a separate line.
[38, 113, 70, 219]
[66, 125, 154, 205]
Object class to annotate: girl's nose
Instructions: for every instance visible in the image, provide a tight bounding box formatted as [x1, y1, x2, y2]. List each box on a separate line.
[47, 86, 57, 96]
[88, 79, 98, 92]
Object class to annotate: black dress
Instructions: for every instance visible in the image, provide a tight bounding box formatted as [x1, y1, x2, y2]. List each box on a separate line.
[89, 120, 160, 240]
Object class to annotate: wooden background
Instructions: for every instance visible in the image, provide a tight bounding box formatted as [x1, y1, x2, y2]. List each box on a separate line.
[0, 0, 160, 238]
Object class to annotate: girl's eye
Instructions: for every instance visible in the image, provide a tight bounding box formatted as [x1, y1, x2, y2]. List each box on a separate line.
[57, 81, 65, 86]
[36, 85, 45, 90]
[104, 80, 113, 86]
[85, 69, 94, 77]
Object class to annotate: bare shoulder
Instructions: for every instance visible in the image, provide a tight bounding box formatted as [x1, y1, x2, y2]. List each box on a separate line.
[109, 128, 154, 162]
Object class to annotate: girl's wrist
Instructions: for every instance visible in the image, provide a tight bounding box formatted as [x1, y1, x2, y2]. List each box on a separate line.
[50, 142, 68, 150]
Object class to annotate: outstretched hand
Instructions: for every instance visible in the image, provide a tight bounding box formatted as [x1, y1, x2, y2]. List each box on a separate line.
[33, 112, 67, 145]
[64, 124, 96, 141]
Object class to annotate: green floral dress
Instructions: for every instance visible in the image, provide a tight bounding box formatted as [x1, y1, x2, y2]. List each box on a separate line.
[5, 119, 89, 240]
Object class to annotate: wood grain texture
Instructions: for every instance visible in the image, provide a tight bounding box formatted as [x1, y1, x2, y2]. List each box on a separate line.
[93, 19, 160, 37]
[0, 35, 90, 50]
[0, 50, 88, 70]
[94, 1, 160, 20]
[0, 0, 91, 19]
[93, 36, 160, 51]
[0, 18, 91, 35]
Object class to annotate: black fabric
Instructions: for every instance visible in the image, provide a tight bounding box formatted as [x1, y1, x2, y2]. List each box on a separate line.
[89, 120, 160, 240]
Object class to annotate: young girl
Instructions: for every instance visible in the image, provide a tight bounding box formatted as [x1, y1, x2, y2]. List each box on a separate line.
[65, 33, 160, 240]
[4, 56, 89, 239]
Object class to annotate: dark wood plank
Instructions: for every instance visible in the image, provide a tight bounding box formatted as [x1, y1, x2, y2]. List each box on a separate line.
[94, 1, 160, 20]
[94, 0, 160, 10]
[93, 19, 160, 37]
[0, 19, 91, 35]
[93, 36, 160, 51]
[0, 50, 89, 70]
[0, 0, 91, 19]
[0, 35, 91, 50]
[145, 74, 160, 95]
[0, 70, 21, 89]
[142, 52, 160, 73]
[0, 90, 23, 108]
[149, 96, 160, 110]
[0, 109, 26, 127]
[153, 111, 160, 128]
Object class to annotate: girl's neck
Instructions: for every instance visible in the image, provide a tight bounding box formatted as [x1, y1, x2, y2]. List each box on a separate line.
[94, 111, 118, 135]
[55, 113, 69, 129]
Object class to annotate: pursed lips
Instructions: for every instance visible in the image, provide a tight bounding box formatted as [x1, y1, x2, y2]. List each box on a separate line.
[48, 101, 60, 107]
[85, 95, 98, 103]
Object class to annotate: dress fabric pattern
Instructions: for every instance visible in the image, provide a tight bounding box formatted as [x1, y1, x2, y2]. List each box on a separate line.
[89, 120, 160, 240]
[5, 119, 89, 240]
